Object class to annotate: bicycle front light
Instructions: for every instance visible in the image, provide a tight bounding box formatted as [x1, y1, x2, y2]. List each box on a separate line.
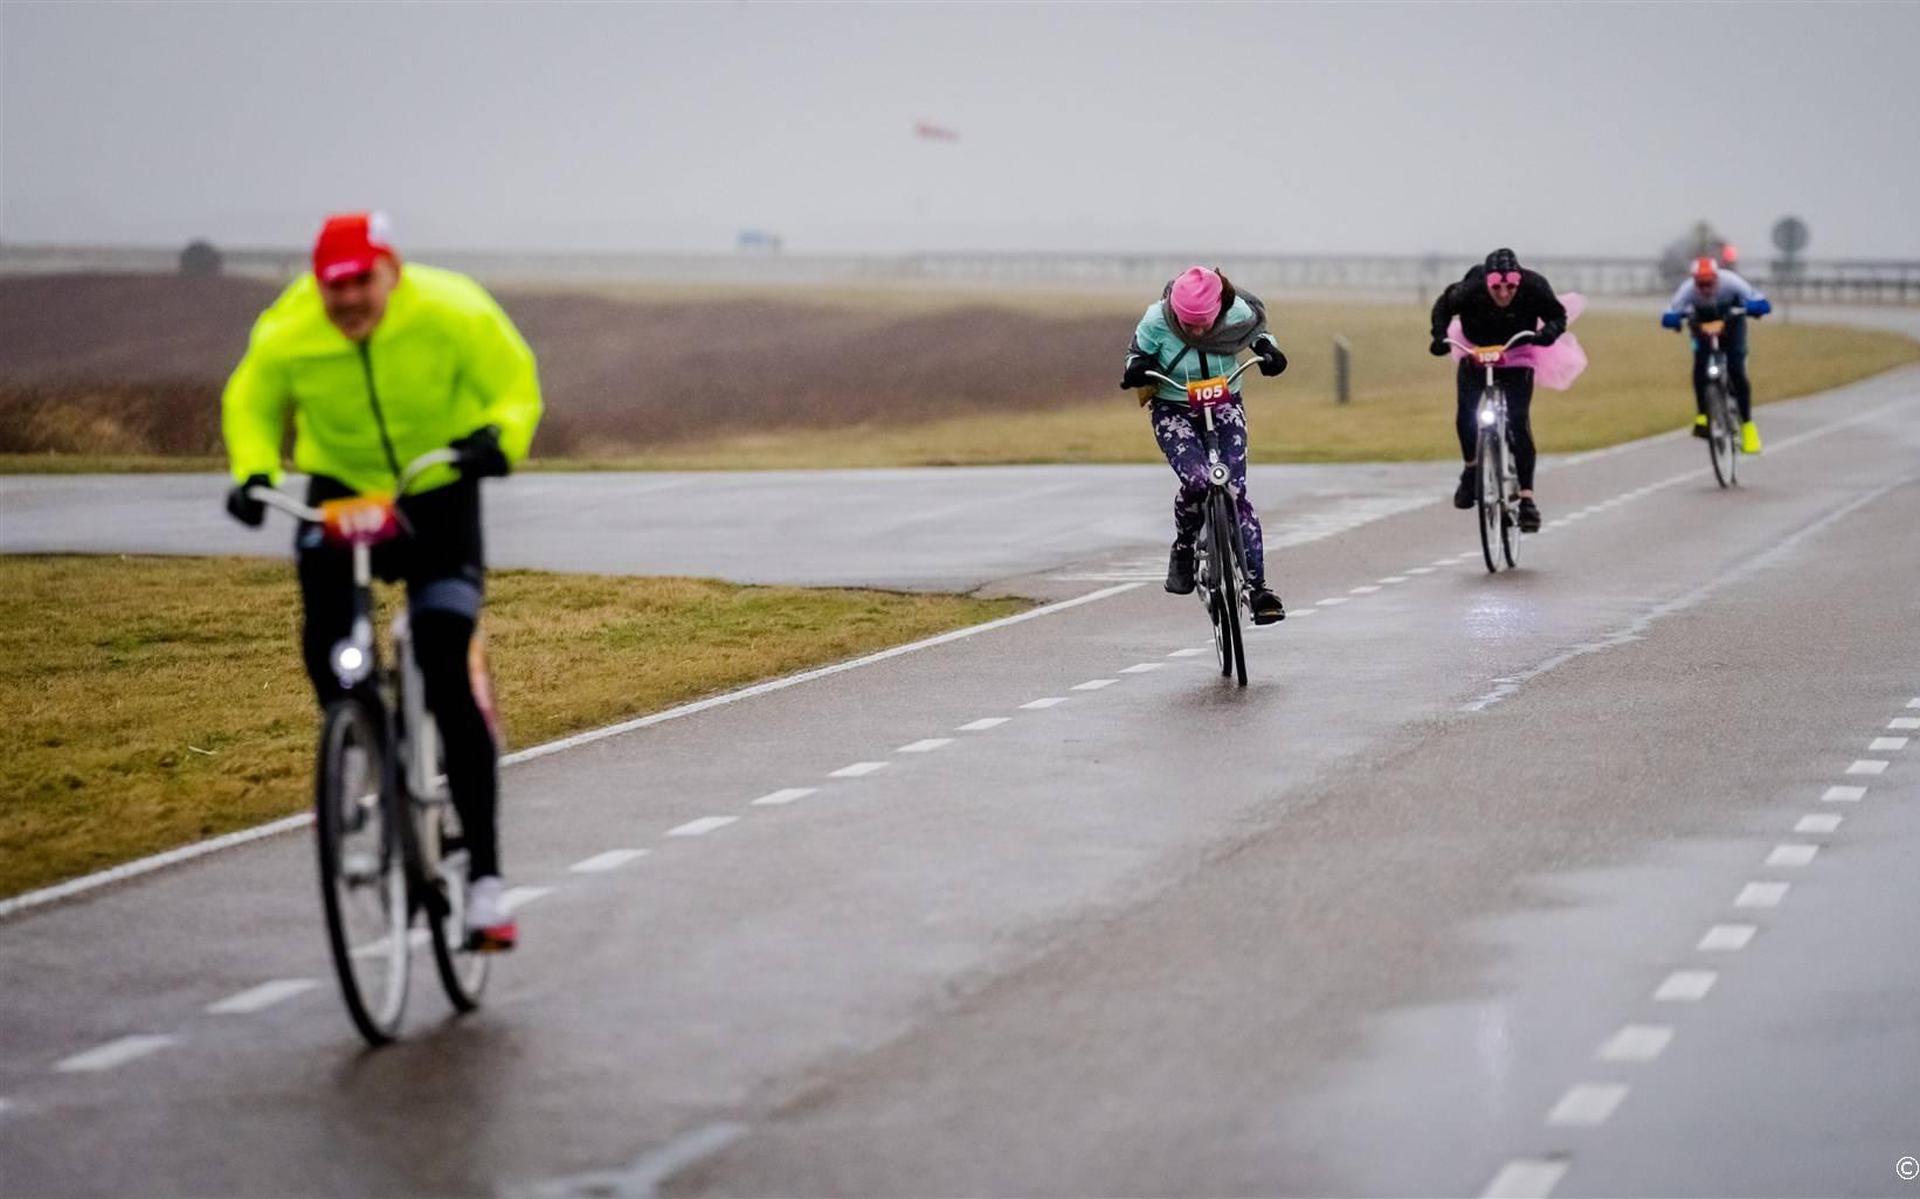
[1706, 363, 1722, 379]
[1477, 406, 1498, 427]
[331, 639, 372, 687]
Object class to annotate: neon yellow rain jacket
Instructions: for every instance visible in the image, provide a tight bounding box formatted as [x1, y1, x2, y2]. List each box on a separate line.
[222, 263, 542, 496]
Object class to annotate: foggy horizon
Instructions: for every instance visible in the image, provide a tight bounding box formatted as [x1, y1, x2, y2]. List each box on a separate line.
[4, 1, 1917, 261]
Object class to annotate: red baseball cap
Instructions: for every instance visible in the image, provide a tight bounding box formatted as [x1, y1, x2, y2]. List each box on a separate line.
[312, 211, 397, 283]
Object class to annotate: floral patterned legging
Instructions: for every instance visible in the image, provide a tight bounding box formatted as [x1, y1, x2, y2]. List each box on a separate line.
[1150, 398, 1267, 587]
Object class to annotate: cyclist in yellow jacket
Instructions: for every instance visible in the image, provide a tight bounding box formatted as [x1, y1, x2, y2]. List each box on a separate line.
[222, 212, 541, 950]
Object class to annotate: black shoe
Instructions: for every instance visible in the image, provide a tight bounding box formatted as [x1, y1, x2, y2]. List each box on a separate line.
[1249, 587, 1285, 624]
[1517, 497, 1541, 533]
[1691, 415, 1710, 440]
[1165, 544, 1196, 595]
[1453, 466, 1476, 510]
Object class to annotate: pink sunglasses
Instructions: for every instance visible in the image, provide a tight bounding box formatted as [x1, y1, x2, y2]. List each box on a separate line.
[1486, 271, 1521, 288]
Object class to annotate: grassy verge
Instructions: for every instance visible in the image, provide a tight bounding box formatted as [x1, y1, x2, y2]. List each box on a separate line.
[539, 312, 1920, 469]
[4, 302, 1913, 475]
[0, 555, 1025, 899]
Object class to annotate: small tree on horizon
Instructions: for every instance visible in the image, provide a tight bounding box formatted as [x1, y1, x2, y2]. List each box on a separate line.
[179, 240, 223, 278]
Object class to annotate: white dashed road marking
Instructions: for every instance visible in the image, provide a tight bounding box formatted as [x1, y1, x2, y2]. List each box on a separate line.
[1846, 759, 1889, 775]
[1736, 882, 1791, 909]
[1823, 785, 1867, 802]
[205, 979, 318, 1015]
[1315, 597, 1351, 607]
[668, 817, 738, 838]
[570, 849, 649, 873]
[1405, 566, 1436, 576]
[1481, 1159, 1569, 1199]
[1869, 736, 1909, 751]
[1888, 717, 1920, 730]
[501, 886, 552, 915]
[1166, 648, 1206, 658]
[55, 1035, 177, 1074]
[1378, 576, 1409, 584]
[1655, 970, 1718, 1002]
[750, 787, 816, 806]
[1698, 924, 1758, 951]
[1020, 697, 1067, 710]
[1348, 585, 1381, 595]
[1071, 679, 1117, 691]
[1547, 1083, 1629, 1127]
[1120, 663, 1164, 674]
[896, 738, 954, 754]
[1795, 814, 1843, 834]
[1765, 844, 1819, 867]
[828, 761, 889, 778]
[955, 718, 1010, 731]
[1597, 1024, 1674, 1063]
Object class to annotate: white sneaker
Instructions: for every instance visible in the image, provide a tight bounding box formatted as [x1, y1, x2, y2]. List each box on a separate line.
[464, 875, 517, 951]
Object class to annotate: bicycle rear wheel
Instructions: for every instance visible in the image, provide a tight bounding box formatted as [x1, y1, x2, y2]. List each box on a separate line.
[1211, 490, 1248, 686]
[1707, 383, 1734, 489]
[315, 699, 410, 1045]
[426, 800, 490, 1013]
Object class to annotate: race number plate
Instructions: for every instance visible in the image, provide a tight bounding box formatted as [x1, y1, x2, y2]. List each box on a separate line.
[320, 495, 401, 546]
[1186, 376, 1232, 408]
[1472, 346, 1506, 365]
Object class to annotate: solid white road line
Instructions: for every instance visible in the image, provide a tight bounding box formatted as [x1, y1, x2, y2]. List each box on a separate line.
[55, 1035, 177, 1074]
[750, 787, 816, 806]
[1736, 882, 1791, 909]
[1020, 697, 1068, 710]
[668, 817, 738, 837]
[1481, 1159, 1569, 1199]
[1847, 759, 1889, 775]
[1, 582, 1151, 923]
[896, 738, 954, 754]
[828, 761, 889, 778]
[1597, 1024, 1674, 1063]
[1795, 814, 1843, 834]
[1655, 970, 1718, 1002]
[1887, 717, 1920, 730]
[205, 979, 318, 1015]
[1869, 736, 1909, 751]
[955, 717, 1010, 731]
[1071, 679, 1118, 691]
[1823, 785, 1868, 802]
[1765, 844, 1819, 867]
[1120, 663, 1164, 674]
[1547, 1083, 1629, 1127]
[501, 886, 552, 915]
[1698, 924, 1758, 951]
[570, 849, 650, 873]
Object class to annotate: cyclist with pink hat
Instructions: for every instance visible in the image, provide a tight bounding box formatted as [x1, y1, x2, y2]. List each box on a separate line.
[1121, 266, 1288, 624]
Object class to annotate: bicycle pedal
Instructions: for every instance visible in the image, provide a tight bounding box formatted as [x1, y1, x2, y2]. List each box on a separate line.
[466, 925, 517, 954]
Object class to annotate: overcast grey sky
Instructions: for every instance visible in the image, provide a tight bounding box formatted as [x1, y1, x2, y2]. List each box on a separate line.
[3, 1, 1915, 259]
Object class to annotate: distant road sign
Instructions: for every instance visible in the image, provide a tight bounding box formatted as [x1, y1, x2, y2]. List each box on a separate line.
[1772, 217, 1809, 255]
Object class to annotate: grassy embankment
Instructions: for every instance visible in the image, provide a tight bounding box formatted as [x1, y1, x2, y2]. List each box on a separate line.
[0, 555, 1024, 899]
[563, 306, 1919, 469]
[2, 294, 1912, 474]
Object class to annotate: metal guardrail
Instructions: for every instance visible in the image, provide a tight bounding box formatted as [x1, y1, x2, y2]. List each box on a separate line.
[4, 244, 1917, 303]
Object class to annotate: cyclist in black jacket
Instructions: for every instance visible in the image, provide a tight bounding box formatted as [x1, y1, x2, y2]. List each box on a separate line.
[1428, 248, 1566, 531]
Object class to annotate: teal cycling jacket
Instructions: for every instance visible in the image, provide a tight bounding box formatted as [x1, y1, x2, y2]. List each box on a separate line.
[1126, 297, 1281, 405]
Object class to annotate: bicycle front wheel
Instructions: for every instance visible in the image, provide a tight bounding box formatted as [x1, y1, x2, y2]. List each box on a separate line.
[1211, 490, 1247, 686]
[1477, 433, 1501, 573]
[1499, 438, 1520, 570]
[315, 698, 410, 1045]
[1707, 383, 1734, 489]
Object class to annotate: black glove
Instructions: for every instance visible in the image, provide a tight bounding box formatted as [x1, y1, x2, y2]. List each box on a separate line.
[1255, 343, 1288, 377]
[1533, 323, 1563, 348]
[1120, 359, 1156, 390]
[225, 473, 271, 527]
[1428, 337, 1451, 357]
[451, 425, 511, 479]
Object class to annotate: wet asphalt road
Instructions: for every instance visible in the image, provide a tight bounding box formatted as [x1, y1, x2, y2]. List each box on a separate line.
[2, 366, 1919, 1197]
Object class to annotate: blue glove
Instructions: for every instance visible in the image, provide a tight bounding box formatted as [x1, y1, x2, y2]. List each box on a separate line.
[1660, 311, 1684, 330]
[1746, 297, 1772, 318]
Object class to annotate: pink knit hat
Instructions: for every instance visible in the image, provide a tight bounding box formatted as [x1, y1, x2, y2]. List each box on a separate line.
[1169, 267, 1223, 327]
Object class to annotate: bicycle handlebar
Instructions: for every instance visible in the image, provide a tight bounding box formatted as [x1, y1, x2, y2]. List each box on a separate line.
[243, 448, 463, 520]
[1142, 355, 1262, 393]
[1446, 329, 1540, 357]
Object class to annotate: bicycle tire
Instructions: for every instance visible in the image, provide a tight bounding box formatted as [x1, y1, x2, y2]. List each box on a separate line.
[1707, 381, 1733, 489]
[1212, 490, 1247, 687]
[1477, 429, 1501, 573]
[315, 698, 410, 1046]
[426, 803, 490, 1013]
[1499, 429, 1520, 569]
